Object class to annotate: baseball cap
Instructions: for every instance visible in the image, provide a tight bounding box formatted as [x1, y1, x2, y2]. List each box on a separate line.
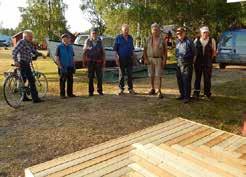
[61, 33, 70, 38]
[200, 26, 209, 33]
[151, 23, 160, 29]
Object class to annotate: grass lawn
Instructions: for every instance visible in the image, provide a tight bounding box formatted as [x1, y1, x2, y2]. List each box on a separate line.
[0, 48, 246, 177]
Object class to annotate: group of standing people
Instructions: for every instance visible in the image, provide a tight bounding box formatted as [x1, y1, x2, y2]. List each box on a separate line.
[175, 26, 216, 103]
[12, 23, 216, 104]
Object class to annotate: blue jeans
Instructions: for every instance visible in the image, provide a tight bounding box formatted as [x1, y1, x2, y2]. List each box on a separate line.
[176, 64, 193, 99]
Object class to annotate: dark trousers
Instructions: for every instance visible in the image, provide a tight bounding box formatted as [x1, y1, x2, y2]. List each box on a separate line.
[119, 60, 133, 91]
[20, 65, 39, 101]
[88, 62, 103, 94]
[59, 68, 74, 96]
[194, 64, 212, 97]
[176, 64, 193, 99]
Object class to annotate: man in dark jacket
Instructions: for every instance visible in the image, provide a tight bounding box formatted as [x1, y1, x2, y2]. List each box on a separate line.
[56, 33, 76, 99]
[83, 28, 105, 96]
[193, 26, 216, 99]
[175, 27, 195, 103]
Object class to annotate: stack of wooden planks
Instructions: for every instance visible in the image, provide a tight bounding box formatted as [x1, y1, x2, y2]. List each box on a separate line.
[25, 118, 246, 177]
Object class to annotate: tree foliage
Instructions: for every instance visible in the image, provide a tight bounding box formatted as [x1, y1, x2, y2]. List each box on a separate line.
[18, 0, 67, 43]
[81, 0, 245, 41]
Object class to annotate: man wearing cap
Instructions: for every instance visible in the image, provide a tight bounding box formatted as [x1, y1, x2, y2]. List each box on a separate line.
[193, 26, 216, 99]
[83, 28, 105, 96]
[143, 23, 167, 98]
[56, 33, 76, 99]
[113, 24, 136, 95]
[175, 27, 195, 103]
[12, 30, 43, 103]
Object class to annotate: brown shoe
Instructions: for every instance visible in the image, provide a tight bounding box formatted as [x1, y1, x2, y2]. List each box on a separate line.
[129, 89, 136, 95]
[157, 91, 164, 99]
[148, 89, 156, 95]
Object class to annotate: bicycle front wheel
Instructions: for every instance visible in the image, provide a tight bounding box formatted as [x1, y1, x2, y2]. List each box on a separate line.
[34, 72, 48, 98]
[3, 74, 24, 108]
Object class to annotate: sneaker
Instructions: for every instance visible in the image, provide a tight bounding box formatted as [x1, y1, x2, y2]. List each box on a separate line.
[89, 93, 94, 96]
[129, 89, 136, 95]
[148, 89, 156, 95]
[157, 91, 164, 99]
[118, 90, 124, 96]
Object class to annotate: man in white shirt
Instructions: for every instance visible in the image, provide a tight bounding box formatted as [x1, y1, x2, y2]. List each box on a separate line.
[193, 26, 216, 99]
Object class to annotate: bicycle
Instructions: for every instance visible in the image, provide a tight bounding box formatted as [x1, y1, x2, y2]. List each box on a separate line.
[3, 61, 48, 108]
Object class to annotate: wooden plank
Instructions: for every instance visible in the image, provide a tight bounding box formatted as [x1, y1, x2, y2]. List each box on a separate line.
[148, 124, 201, 146]
[179, 128, 215, 146]
[223, 137, 246, 151]
[42, 121, 194, 177]
[128, 163, 158, 177]
[131, 145, 191, 177]
[164, 127, 208, 145]
[159, 144, 235, 177]
[179, 118, 245, 139]
[187, 145, 246, 167]
[33, 119, 189, 176]
[240, 154, 246, 160]
[103, 167, 132, 177]
[29, 118, 185, 174]
[123, 171, 144, 177]
[131, 155, 176, 177]
[191, 131, 224, 147]
[211, 146, 243, 158]
[66, 155, 131, 177]
[145, 144, 222, 177]
[204, 133, 233, 147]
[235, 144, 246, 154]
[42, 146, 132, 177]
[172, 144, 246, 177]
[211, 135, 240, 149]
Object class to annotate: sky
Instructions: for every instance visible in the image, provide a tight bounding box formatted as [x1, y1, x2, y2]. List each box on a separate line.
[0, 0, 92, 32]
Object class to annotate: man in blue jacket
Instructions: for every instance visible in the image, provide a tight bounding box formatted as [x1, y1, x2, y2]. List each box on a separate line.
[56, 33, 76, 99]
[113, 24, 136, 95]
[175, 27, 195, 103]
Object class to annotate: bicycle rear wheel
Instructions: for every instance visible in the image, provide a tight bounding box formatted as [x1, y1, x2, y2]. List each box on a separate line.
[3, 74, 24, 108]
[34, 71, 48, 98]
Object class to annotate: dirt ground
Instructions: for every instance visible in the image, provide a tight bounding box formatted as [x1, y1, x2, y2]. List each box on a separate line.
[0, 49, 246, 176]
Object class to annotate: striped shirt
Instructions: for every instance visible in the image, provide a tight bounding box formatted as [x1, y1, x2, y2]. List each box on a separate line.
[12, 39, 37, 64]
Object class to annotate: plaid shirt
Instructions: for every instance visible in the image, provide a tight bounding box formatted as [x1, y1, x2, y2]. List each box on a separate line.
[12, 39, 37, 64]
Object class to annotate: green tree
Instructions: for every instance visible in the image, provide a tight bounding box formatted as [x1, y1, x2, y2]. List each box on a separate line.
[80, 0, 106, 35]
[81, 0, 245, 41]
[18, 0, 67, 43]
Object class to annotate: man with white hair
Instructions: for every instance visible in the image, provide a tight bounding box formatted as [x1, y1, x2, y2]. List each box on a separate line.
[143, 23, 167, 99]
[12, 30, 43, 103]
[113, 24, 136, 95]
[193, 26, 216, 99]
